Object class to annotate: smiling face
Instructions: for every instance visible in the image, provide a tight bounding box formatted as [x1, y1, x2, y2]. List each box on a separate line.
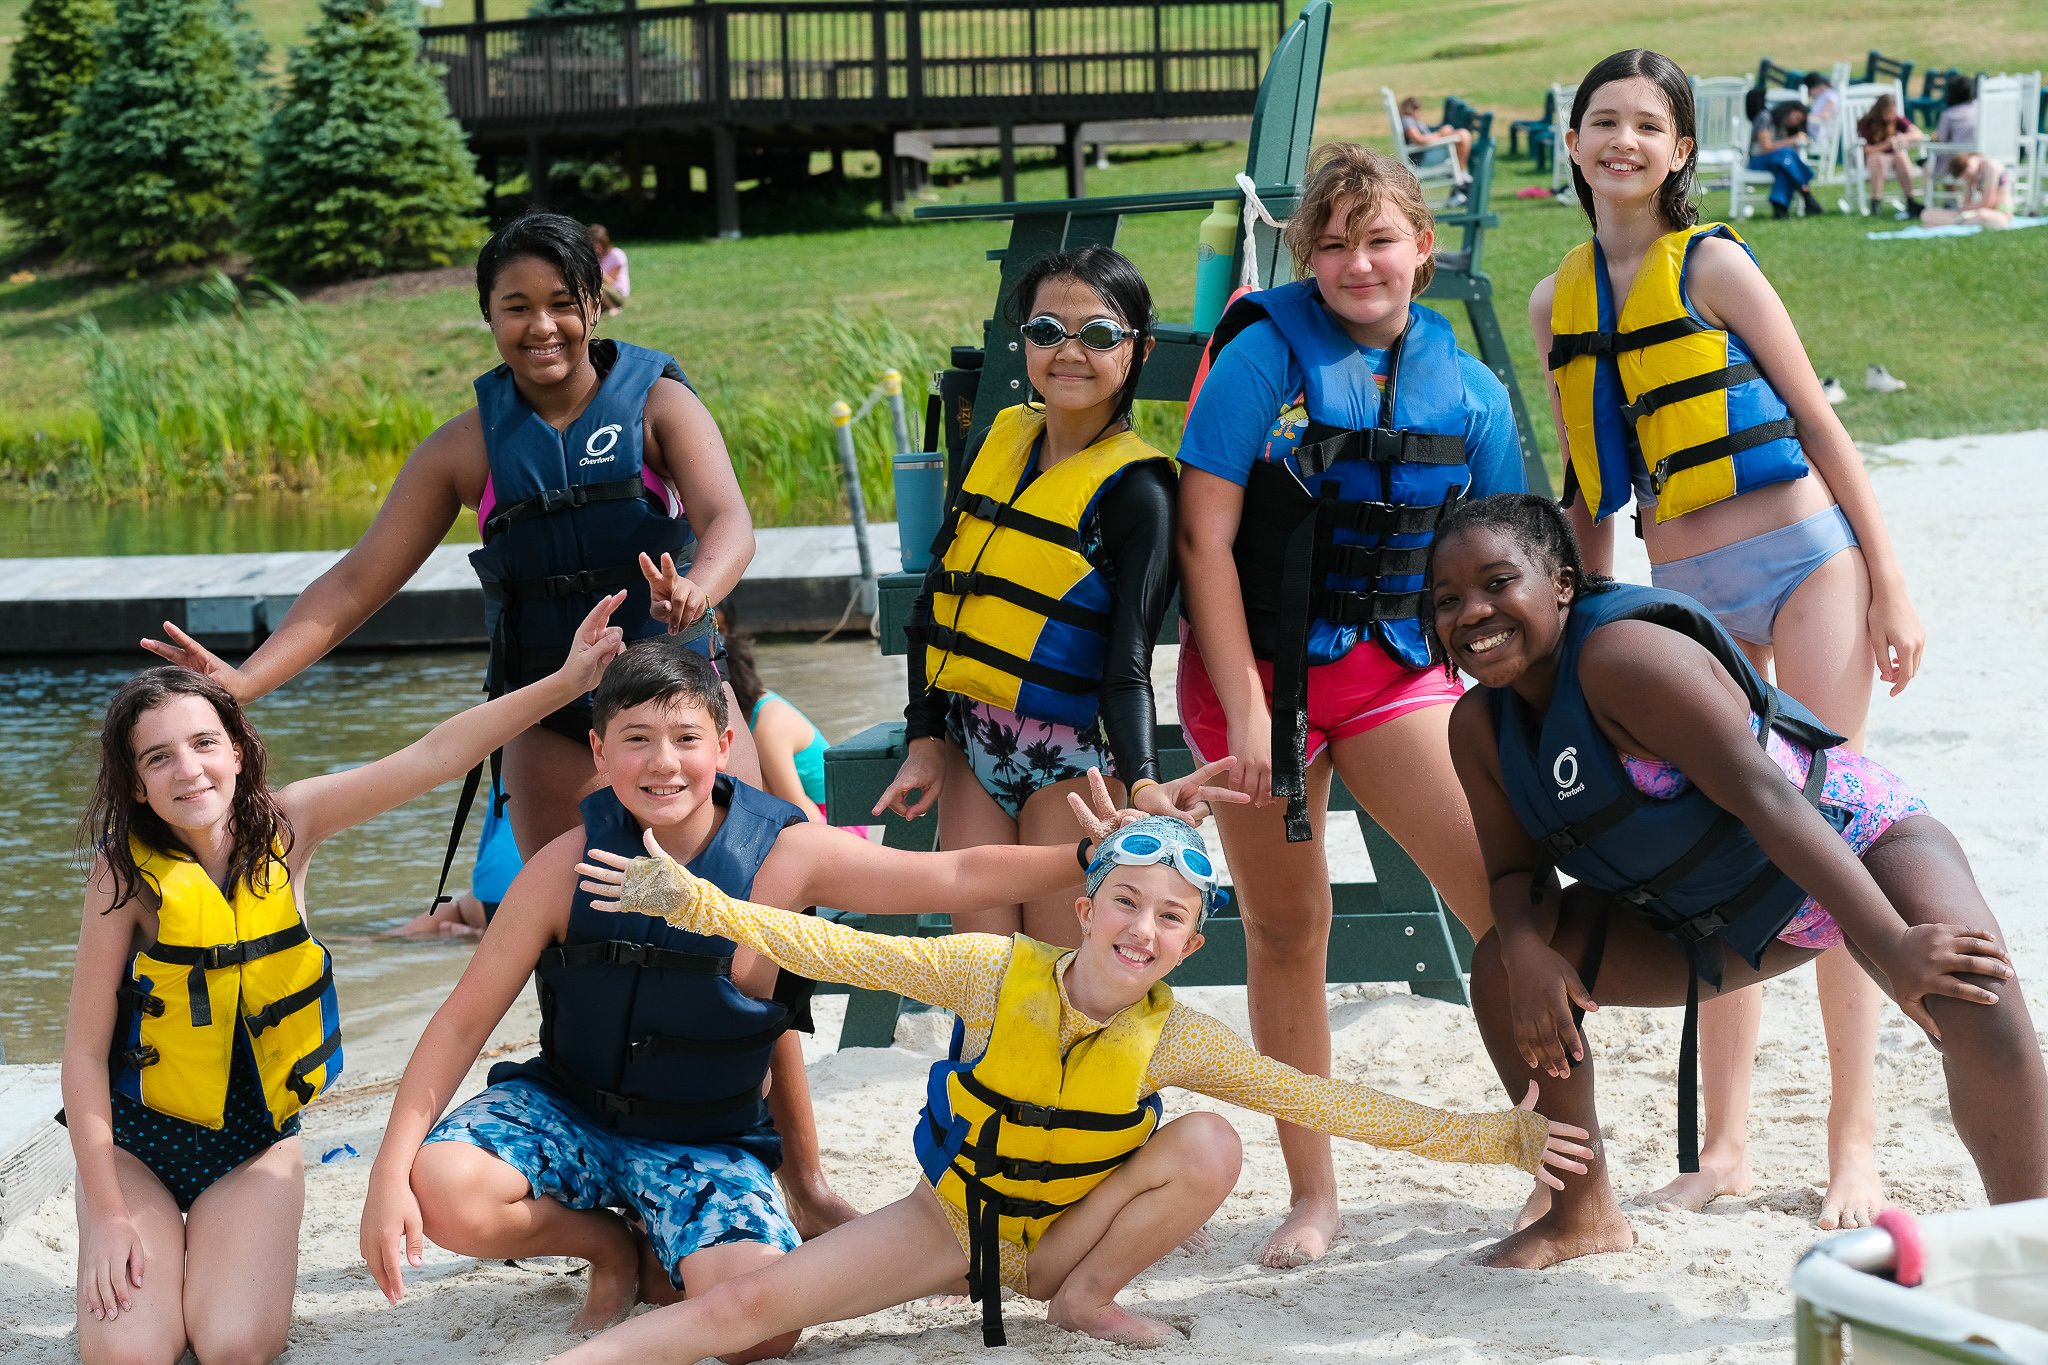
[1310, 195, 1432, 348]
[1568, 76, 1694, 211]
[1021, 274, 1137, 419]
[591, 695, 733, 829]
[487, 255, 593, 386]
[129, 694, 243, 837]
[1430, 525, 1577, 688]
[1071, 861, 1205, 996]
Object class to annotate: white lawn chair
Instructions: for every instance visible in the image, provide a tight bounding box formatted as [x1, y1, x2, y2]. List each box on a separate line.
[1802, 59, 1855, 187]
[1383, 86, 1460, 206]
[1923, 74, 2024, 211]
[2011, 70, 2043, 212]
[1690, 75, 1751, 207]
[1549, 82, 1578, 202]
[1839, 78, 1907, 215]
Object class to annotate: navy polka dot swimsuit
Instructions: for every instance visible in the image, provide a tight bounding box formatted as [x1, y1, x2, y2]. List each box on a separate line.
[107, 1032, 299, 1211]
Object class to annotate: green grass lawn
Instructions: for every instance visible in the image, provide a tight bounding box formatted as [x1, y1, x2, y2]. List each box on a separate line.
[2, 0, 2045, 511]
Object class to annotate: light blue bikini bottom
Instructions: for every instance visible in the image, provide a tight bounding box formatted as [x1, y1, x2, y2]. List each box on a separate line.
[1649, 505, 1859, 646]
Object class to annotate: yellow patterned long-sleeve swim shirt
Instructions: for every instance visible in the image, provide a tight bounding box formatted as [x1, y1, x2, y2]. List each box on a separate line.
[617, 854, 1549, 1173]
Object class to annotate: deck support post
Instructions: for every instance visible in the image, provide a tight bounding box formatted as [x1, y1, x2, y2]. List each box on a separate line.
[525, 135, 547, 207]
[712, 123, 741, 239]
[997, 120, 1016, 202]
[1062, 120, 1085, 198]
[878, 135, 902, 215]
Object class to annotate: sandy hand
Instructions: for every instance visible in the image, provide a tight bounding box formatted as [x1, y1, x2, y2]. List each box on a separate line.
[1520, 1082, 1595, 1189]
[576, 827, 720, 934]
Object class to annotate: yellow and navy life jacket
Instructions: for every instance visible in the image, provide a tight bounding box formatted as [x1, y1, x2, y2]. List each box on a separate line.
[913, 936, 1171, 1347]
[1549, 224, 1806, 525]
[114, 839, 342, 1131]
[917, 405, 1172, 730]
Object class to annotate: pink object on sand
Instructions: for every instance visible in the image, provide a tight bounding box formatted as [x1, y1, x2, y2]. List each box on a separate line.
[1872, 1207, 1924, 1286]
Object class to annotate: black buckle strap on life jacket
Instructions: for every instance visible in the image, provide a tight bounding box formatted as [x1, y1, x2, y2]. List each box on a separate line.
[487, 563, 643, 603]
[1322, 496, 1459, 538]
[1315, 587, 1428, 628]
[245, 960, 334, 1038]
[547, 1061, 764, 1124]
[627, 1015, 790, 1063]
[118, 983, 165, 1019]
[1649, 418, 1800, 495]
[1620, 362, 1762, 424]
[1323, 543, 1431, 579]
[945, 489, 1084, 554]
[482, 476, 652, 541]
[1296, 426, 1468, 476]
[149, 922, 311, 970]
[540, 939, 735, 975]
[1546, 316, 1709, 371]
[118, 1044, 161, 1071]
[914, 623, 1100, 695]
[932, 570, 1112, 635]
[285, 1027, 343, 1105]
[956, 1073, 1156, 1133]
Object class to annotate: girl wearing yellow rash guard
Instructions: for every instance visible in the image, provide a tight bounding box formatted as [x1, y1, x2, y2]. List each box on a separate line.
[559, 812, 1593, 1361]
[61, 595, 628, 1365]
[1533, 48, 1925, 1234]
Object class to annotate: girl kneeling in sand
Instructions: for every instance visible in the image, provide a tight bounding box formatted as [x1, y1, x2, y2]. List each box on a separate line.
[60, 597, 627, 1365]
[562, 808, 1591, 1359]
[1430, 494, 2048, 1271]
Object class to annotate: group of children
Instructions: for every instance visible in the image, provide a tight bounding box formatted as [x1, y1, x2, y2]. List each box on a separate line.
[61, 43, 2046, 1365]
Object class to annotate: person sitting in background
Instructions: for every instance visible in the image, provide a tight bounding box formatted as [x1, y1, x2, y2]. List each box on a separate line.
[720, 622, 864, 836]
[1398, 95, 1474, 202]
[1857, 92, 1926, 218]
[590, 223, 630, 317]
[1748, 91, 1824, 218]
[1920, 150, 2013, 227]
[1802, 70, 1840, 129]
[1933, 73, 1977, 147]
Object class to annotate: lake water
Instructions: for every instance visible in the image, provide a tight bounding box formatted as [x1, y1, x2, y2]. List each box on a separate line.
[0, 637, 907, 1064]
[0, 492, 479, 559]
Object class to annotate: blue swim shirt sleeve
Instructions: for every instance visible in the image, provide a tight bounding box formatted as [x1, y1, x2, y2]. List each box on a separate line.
[1177, 320, 1301, 487]
[1457, 351, 1527, 498]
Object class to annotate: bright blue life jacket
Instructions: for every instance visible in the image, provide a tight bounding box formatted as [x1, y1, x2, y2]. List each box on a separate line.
[1205, 285, 1471, 840]
[468, 339, 702, 697]
[490, 777, 809, 1164]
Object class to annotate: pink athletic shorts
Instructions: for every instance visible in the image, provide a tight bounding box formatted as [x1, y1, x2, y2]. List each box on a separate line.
[1176, 621, 1465, 768]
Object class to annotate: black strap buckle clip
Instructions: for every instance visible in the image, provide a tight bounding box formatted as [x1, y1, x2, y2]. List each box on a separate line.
[1586, 331, 1619, 357]
[606, 942, 652, 967]
[595, 1089, 636, 1116]
[201, 942, 250, 969]
[536, 487, 585, 516]
[1004, 1101, 1055, 1127]
[1539, 828, 1584, 859]
[940, 570, 982, 596]
[1001, 1158, 1055, 1182]
[1672, 909, 1730, 942]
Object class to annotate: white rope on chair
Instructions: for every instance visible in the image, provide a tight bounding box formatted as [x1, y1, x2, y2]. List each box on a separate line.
[1235, 172, 1289, 291]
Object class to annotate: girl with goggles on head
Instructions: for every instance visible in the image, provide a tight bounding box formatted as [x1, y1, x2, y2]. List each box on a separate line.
[569, 801, 1592, 1359]
[883, 245, 1251, 945]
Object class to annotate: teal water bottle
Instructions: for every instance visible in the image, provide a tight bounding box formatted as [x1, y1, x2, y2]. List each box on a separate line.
[893, 446, 947, 573]
[1191, 198, 1239, 333]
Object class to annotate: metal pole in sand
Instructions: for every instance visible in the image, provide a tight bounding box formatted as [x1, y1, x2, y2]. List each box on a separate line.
[829, 400, 877, 618]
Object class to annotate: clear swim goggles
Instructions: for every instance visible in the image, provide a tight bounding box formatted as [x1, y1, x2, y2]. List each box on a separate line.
[1088, 830, 1227, 922]
[1019, 315, 1139, 351]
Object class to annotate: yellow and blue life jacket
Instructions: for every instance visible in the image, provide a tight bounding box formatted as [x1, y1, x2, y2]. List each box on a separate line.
[913, 936, 1171, 1346]
[919, 405, 1171, 730]
[114, 839, 341, 1131]
[1549, 225, 1806, 525]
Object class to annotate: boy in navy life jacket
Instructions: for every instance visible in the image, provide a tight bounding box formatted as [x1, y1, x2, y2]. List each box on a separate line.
[358, 635, 1240, 1341]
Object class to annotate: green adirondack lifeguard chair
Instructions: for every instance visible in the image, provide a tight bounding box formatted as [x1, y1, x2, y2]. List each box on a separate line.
[818, 0, 1543, 1048]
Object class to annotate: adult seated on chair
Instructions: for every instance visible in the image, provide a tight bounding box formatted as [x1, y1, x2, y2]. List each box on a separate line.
[1933, 73, 1978, 147]
[1400, 96, 1475, 203]
[1803, 70, 1840, 128]
[1858, 92, 1927, 218]
[1748, 90, 1825, 218]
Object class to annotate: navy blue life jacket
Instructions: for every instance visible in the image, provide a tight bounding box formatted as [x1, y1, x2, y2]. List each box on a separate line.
[490, 777, 810, 1164]
[468, 339, 704, 699]
[1204, 285, 1471, 841]
[1489, 583, 1851, 1172]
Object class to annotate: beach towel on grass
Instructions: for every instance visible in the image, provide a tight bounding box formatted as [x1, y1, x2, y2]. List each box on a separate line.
[1867, 216, 2048, 240]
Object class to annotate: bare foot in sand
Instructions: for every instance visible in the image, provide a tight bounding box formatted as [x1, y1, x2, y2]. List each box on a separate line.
[783, 1181, 862, 1241]
[569, 1248, 639, 1333]
[1474, 1205, 1635, 1269]
[1048, 1298, 1184, 1346]
[1513, 1181, 1551, 1231]
[1176, 1224, 1211, 1256]
[1259, 1196, 1339, 1268]
[1635, 1153, 1752, 1212]
[1818, 1157, 1887, 1230]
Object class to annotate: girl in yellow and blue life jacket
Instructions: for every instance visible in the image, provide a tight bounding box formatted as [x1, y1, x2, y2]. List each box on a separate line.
[59, 597, 628, 1365]
[879, 247, 1250, 944]
[1532, 49, 1926, 1233]
[560, 812, 1592, 1362]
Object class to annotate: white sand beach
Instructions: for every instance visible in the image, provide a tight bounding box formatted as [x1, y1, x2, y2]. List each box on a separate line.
[4, 430, 2045, 1364]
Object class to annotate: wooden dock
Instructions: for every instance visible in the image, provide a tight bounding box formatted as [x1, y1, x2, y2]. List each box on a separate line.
[0, 521, 901, 658]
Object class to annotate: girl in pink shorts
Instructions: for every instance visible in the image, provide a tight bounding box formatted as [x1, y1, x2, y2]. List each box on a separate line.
[1174, 142, 1530, 1269]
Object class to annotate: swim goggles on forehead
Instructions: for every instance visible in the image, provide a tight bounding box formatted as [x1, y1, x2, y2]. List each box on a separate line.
[1091, 831, 1225, 916]
[1019, 315, 1139, 351]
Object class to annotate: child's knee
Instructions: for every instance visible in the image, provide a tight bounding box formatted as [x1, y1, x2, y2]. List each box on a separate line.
[719, 1329, 801, 1364]
[1169, 1112, 1244, 1192]
[186, 1320, 287, 1365]
[412, 1148, 508, 1246]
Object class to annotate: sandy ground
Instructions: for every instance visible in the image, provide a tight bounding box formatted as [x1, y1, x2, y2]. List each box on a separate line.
[5, 429, 2047, 1364]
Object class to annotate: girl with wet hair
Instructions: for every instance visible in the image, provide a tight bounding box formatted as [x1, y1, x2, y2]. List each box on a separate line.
[1428, 493, 2046, 1272]
[61, 600, 626, 1365]
[1535, 47, 1925, 1232]
[882, 244, 1248, 944]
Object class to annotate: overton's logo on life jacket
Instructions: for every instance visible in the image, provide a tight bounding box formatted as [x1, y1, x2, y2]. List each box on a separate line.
[1553, 746, 1584, 799]
[580, 424, 623, 466]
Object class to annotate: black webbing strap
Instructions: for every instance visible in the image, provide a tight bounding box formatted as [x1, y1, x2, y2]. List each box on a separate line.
[1547, 316, 1709, 370]
[285, 1028, 343, 1105]
[539, 939, 734, 975]
[1650, 419, 1800, 494]
[1323, 543, 1430, 579]
[1323, 497, 1456, 537]
[1538, 786, 1646, 863]
[1296, 427, 1467, 474]
[147, 922, 311, 969]
[627, 1018, 789, 1063]
[956, 1073, 1157, 1133]
[1678, 970, 1702, 1172]
[487, 563, 642, 603]
[1314, 586, 1428, 628]
[548, 1063, 764, 1123]
[947, 490, 1083, 554]
[245, 961, 333, 1038]
[118, 983, 164, 1019]
[1620, 363, 1761, 424]
[482, 476, 650, 540]
[918, 624, 1099, 695]
[932, 570, 1111, 634]
[427, 760, 489, 921]
[1269, 495, 1323, 844]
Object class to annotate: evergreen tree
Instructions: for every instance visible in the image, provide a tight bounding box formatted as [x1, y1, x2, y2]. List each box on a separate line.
[242, 0, 486, 281]
[49, 0, 265, 269]
[0, 0, 115, 242]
